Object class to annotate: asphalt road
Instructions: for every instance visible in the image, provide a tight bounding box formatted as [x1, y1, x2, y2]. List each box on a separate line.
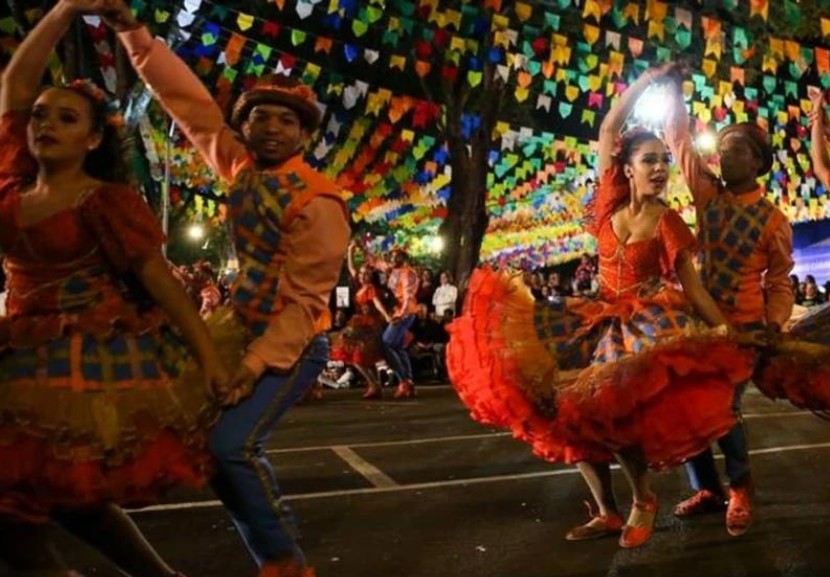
[4, 385, 830, 577]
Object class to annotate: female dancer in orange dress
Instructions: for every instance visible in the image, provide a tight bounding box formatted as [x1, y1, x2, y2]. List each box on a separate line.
[448, 63, 759, 549]
[0, 1, 231, 575]
[330, 241, 390, 399]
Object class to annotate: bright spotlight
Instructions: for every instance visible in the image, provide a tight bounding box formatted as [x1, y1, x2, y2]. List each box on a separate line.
[430, 236, 445, 254]
[632, 85, 670, 128]
[696, 131, 717, 154]
[187, 224, 206, 242]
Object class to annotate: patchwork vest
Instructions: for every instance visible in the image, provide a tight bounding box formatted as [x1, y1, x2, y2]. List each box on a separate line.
[228, 158, 346, 338]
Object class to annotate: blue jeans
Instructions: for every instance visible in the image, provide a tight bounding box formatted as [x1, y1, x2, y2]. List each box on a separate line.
[209, 335, 329, 566]
[684, 382, 751, 493]
[382, 314, 415, 382]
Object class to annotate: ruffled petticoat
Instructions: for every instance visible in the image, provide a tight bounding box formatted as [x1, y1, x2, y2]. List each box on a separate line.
[447, 268, 755, 470]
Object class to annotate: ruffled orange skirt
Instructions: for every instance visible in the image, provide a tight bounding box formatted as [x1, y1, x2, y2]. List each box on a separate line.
[755, 303, 830, 414]
[447, 268, 754, 469]
[0, 307, 246, 523]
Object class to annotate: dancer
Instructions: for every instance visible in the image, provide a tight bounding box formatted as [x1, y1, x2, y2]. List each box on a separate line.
[0, 1, 232, 576]
[362, 245, 420, 399]
[104, 2, 350, 575]
[448, 62, 758, 549]
[330, 241, 389, 399]
[663, 74, 794, 536]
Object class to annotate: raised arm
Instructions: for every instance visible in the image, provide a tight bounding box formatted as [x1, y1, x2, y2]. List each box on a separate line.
[103, 0, 247, 182]
[597, 63, 679, 174]
[809, 88, 830, 190]
[0, 0, 82, 115]
[347, 241, 359, 279]
[662, 79, 720, 211]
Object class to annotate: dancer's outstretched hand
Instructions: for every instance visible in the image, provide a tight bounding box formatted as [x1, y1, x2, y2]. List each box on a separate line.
[203, 358, 231, 401]
[222, 365, 258, 406]
[734, 329, 768, 348]
[97, 0, 142, 31]
[808, 88, 826, 127]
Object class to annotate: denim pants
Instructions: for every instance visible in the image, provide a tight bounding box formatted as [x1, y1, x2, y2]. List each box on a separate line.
[209, 335, 328, 566]
[382, 314, 415, 382]
[684, 382, 751, 493]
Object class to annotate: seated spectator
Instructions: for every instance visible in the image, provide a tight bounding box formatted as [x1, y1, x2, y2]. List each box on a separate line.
[408, 304, 449, 380]
[574, 252, 597, 289]
[803, 275, 824, 307]
[417, 268, 436, 312]
[433, 271, 458, 316]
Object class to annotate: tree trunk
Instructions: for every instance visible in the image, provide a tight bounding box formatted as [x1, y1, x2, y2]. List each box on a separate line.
[439, 137, 490, 293]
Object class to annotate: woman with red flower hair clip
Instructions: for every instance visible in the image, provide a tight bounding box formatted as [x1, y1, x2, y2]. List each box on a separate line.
[0, 1, 234, 576]
[448, 63, 763, 549]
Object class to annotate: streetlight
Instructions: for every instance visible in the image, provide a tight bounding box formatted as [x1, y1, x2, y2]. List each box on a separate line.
[187, 223, 206, 242]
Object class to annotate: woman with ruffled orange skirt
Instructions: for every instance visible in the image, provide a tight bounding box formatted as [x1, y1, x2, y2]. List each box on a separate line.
[448, 64, 758, 549]
[329, 242, 389, 398]
[0, 2, 234, 575]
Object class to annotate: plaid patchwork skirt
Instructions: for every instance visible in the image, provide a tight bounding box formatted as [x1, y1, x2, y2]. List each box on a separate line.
[0, 307, 247, 522]
[447, 268, 754, 470]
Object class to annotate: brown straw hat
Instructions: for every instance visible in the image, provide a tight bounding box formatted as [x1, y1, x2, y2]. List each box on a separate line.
[718, 122, 774, 176]
[230, 75, 321, 130]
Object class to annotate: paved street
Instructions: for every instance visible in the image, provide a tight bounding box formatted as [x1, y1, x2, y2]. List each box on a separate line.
[5, 385, 830, 577]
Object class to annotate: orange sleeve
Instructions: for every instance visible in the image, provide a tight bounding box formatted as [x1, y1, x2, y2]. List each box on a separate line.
[0, 111, 37, 180]
[658, 209, 697, 277]
[118, 27, 249, 183]
[764, 213, 795, 327]
[242, 197, 350, 376]
[663, 94, 720, 213]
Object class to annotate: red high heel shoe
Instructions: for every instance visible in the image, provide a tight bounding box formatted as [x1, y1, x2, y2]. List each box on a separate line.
[363, 382, 383, 399]
[394, 379, 416, 399]
[259, 559, 317, 577]
[619, 496, 659, 548]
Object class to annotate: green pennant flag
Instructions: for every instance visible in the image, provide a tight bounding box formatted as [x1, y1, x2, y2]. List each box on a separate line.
[291, 29, 307, 46]
[352, 18, 369, 37]
[745, 87, 758, 100]
[763, 75, 777, 94]
[393, 0, 415, 17]
[367, 6, 383, 23]
[676, 29, 691, 50]
[559, 102, 573, 118]
[544, 12, 560, 31]
[783, 0, 801, 27]
[382, 30, 400, 47]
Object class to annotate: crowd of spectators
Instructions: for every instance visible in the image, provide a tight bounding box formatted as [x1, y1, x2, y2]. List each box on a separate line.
[791, 274, 830, 308]
[524, 252, 600, 303]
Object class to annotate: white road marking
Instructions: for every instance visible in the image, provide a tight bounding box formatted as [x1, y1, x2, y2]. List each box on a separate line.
[330, 446, 398, 488]
[129, 440, 830, 514]
[267, 410, 813, 455]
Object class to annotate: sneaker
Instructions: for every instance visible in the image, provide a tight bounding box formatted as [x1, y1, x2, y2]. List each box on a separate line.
[673, 489, 727, 517]
[726, 486, 752, 536]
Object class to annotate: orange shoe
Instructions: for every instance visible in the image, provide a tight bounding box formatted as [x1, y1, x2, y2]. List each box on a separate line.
[394, 379, 416, 399]
[363, 382, 383, 399]
[619, 496, 659, 548]
[726, 485, 753, 536]
[259, 559, 317, 577]
[673, 489, 727, 517]
[565, 501, 624, 541]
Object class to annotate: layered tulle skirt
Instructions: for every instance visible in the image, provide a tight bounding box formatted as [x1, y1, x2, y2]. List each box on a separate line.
[0, 306, 246, 522]
[330, 311, 384, 367]
[447, 268, 755, 470]
[755, 303, 830, 414]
